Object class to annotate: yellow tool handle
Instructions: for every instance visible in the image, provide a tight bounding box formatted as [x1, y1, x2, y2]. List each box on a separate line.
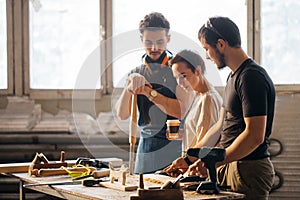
[36, 167, 96, 177]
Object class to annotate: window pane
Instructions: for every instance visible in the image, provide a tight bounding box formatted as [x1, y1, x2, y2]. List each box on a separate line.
[0, 0, 7, 89]
[112, 0, 247, 87]
[261, 0, 300, 84]
[29, 0, 100, 89]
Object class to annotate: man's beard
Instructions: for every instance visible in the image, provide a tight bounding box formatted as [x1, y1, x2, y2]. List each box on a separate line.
[216, 49, 226, 70]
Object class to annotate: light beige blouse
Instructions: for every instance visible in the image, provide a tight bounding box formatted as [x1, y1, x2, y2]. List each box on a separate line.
[183, 84, 222, 151]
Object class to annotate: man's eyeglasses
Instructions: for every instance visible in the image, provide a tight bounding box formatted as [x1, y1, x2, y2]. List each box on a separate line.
[204, 19, 227, 41]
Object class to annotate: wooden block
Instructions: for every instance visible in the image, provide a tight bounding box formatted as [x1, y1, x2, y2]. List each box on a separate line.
[109, 164, 127, 185]
[99, 181, 138, 191]
[130, 188, 184, 200]
[183, 190, 245, 200]
[92, 169, 110, 178]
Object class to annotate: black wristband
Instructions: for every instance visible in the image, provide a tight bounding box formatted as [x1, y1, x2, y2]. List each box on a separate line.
[186, 148, 200, 157]
[183, 156, 193, 166]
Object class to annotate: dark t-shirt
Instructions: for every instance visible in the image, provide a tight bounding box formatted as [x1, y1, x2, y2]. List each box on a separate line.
[220, 58, 275, 160]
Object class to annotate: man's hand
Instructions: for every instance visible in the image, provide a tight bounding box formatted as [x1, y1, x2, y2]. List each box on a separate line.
[127, 73, 151, 94]
[187, 160, 208, 178]
[164, 157, 189, 177]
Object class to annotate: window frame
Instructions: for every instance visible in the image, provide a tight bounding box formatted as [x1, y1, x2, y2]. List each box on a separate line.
[107, 0, 300, 93]
[251, 0, 300, 92]
[2, 0, 300, 99]
[0, 0, 13, 95]
[18, 0, 108, 99]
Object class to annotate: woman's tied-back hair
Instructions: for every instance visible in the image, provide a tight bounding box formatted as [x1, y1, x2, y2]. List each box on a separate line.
[169, 50, 206, 75]
[139, 12, 170, 35]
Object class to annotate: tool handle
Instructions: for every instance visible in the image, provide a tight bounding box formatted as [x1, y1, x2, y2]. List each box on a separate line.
[38, 167, 96, 177]
[92, 169, 110, 178]
[129, 94, 137, 144]
[82, 179, 100, 187]
[206, 162, 217, 183]
[129, 94, 137, 175]
[38, 169, 68, 176]
[139, 174, 144, 189]
[160, 180, 173, 189]
[38, 153, 49, 163]
[60, 151, 65, 162]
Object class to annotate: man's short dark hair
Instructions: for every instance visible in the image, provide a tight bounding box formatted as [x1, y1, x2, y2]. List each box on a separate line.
[139, 12, 170, 34]
[198, 16, 241, 48]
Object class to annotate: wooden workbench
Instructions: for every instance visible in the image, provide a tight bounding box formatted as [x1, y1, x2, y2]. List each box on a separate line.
[5, 172, 245, 200]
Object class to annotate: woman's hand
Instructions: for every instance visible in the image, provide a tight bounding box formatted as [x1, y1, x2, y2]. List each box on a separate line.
[164, 157, 189, 177]
[187, 160, 208, 178]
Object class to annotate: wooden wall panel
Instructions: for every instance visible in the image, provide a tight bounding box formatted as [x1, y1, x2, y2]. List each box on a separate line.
[269, 93, 300, 199]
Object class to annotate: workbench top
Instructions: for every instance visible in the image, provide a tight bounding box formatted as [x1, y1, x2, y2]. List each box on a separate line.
[7, 173, 245, 200]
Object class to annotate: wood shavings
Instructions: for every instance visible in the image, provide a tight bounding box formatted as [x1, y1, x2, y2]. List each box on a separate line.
[143, 177, 165, 185]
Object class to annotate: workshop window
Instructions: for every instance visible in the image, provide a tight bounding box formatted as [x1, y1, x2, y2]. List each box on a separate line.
[0, 0, 7, 90]
[2, 0, 300, 99]
[261, 0, 300, 84]
[28, 0, 101, 90]
[112, 0, 247, 87]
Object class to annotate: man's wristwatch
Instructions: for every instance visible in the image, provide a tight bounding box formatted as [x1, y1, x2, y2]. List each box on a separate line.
[148, 90, 158, 101]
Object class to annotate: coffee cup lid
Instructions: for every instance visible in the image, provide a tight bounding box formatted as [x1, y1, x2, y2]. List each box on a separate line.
[166, 119, 180, 124]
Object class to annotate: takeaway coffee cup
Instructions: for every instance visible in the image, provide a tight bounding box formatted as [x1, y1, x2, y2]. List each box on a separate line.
[166, 119, 182, 140]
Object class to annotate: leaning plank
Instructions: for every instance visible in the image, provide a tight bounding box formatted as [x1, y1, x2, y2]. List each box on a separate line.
[0, 158, 123, 174]
[0, 162, 31, 173]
